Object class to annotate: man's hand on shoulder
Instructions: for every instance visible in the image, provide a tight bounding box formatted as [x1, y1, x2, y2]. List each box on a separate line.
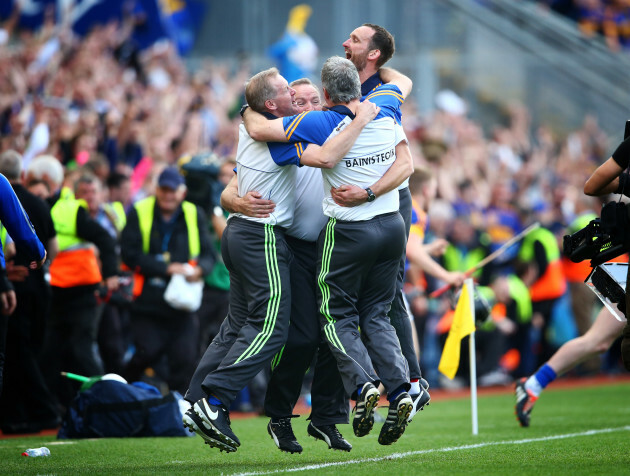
[355, 99, 379, 126]
[377, 67, 412, 98]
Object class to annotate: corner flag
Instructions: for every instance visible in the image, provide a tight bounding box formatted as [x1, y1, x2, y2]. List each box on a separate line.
[438, 281, 476, 379]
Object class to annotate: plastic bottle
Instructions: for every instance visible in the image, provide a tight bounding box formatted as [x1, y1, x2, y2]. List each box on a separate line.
[21, 447, 51, 457]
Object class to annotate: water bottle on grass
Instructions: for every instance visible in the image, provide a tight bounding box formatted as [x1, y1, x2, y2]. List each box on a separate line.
[22, 447, 50, 457]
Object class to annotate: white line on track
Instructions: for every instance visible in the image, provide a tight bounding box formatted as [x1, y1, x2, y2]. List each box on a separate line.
[230, 426, 630, 476]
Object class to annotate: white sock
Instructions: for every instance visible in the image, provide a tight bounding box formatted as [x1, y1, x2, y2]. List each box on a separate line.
[409, 381, 421, 395]
[524, 375, 542, 397]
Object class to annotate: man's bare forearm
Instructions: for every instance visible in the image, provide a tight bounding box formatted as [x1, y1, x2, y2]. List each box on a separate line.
[220, 174, 276, 218]
[242, 108, 287, 142]
[220, 175, 240, 213]
[329, 140, 414, 206]
[378, 67, 413, 99]
[369, 141, 414, 197]
[301, 100, 379, 168]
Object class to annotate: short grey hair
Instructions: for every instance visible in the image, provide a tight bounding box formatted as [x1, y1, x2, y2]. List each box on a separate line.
[245, 67, 280, 113]
[26, 155, 64, 188]
[74, 172, 100, 194]
[290, 77, 316, 88]
[0, 150, 22, 180]
[290, 77, 321, 99]
[321, 56, 361, 104]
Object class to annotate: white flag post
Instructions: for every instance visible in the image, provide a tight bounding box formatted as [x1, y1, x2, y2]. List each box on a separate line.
[466, 278, 478, 435]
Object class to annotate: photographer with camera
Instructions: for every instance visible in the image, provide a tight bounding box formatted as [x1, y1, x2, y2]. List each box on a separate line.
[583, 133, 630, 372]
[513, 133, 630, 428]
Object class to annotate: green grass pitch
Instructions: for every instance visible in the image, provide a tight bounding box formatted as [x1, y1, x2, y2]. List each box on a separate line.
[2, 382, 630, 475]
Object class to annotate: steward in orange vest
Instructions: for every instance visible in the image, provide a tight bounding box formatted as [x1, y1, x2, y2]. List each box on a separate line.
[516, 224, 567, 365]
[42, 186, 119, 408]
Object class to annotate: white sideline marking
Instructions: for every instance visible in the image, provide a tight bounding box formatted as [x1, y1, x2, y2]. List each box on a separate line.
[231, 426, 630, 476]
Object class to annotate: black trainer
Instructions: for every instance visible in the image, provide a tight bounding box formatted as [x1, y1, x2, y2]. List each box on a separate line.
[267, 418, 303, 454]
[352, 382, 380, 437]
[408, 378, 431, 422]
[307, 422, 352, 452]
[183, 406, 236, 452]
[183, 407, 203, 434]
[514, 377, 538, 428]
[378, 392, 413, 445]
[193, 398, 240, 452]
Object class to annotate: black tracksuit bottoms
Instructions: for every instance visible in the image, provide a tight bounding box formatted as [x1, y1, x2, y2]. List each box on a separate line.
[263, 235, 348, 425]
[184, 217, 291, 406]
[316, 212, 410, 399]
[389, 187, 422, 379]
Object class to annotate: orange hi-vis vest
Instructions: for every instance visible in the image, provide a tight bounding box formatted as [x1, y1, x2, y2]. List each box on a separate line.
[49, 198, 102, 288]
[518, 227, 566, 302]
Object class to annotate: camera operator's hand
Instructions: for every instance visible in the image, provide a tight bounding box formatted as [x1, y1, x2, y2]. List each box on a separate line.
[584, 137, 630, 196]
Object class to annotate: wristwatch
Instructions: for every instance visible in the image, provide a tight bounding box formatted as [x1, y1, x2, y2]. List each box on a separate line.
[365, 187, 376, 202]
[239, 104, 249, 117]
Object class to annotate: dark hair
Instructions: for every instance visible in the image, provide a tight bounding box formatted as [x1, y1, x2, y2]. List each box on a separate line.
[27, 178, 50, 194]
[106, 171, 131, 189]
[363, 23, 395, 68]
[408, 167, 434, 195]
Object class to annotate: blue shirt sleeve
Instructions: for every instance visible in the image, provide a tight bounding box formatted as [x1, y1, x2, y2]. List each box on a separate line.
[282, 111, 337, 146]
[0, 174, 46, 267]
[364, 84, 404, 124]
[267, 141, 304, 166]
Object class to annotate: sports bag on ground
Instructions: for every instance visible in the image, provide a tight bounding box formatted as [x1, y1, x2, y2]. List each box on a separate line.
[58, 380, 190, 438]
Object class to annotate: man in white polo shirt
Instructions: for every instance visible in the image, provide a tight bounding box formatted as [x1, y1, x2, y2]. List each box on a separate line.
[243, 56, 415, 446]
[183, 67, 377, 453]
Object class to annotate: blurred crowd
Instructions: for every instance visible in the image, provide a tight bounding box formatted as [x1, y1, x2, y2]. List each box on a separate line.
[536, 0, 630, 52]
[0, 12, 623, 434]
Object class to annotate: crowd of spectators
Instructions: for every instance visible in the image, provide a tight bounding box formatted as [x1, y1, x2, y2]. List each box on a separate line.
[0, 10, 624, 432]
[535, 0, 630, 52]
